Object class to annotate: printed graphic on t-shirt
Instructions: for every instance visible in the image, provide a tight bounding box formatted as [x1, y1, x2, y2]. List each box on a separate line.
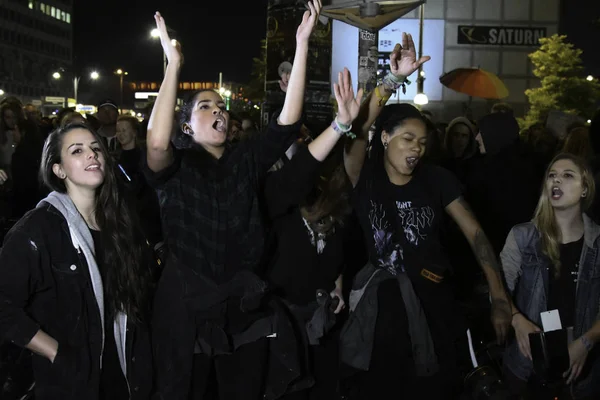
[395, 201, 435, 246]
[368, 200, 403, 275]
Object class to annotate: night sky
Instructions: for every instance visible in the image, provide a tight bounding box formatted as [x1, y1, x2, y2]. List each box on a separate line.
[73, 0, 599, 87]
[560, 0, 600, 77]
[73, 0, 269, 84]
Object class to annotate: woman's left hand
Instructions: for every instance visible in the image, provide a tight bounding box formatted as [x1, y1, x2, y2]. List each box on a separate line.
[564, 337, 590, 384]
[330, 287, 345, 314]
[334, 68, 364, 127]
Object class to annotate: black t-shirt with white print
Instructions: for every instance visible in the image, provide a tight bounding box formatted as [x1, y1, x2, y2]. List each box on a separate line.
[353, 162, 463, 279]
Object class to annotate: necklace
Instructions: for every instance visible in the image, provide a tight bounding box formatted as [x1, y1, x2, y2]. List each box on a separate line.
[302, 216, 334, 254]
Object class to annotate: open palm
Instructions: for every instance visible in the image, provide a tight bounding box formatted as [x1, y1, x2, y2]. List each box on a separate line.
[390, 33, 431, 78]
[334, 68, 364, 126]
[154, 12, 182, 67]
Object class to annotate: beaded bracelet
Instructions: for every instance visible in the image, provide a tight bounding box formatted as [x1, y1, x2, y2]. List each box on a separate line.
[331, 117, 355, 139]
[382, 72, 411, 94]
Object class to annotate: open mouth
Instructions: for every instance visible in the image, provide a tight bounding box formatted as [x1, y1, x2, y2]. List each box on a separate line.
[406, 157, 419, 168]
[85, 164, 101, 172]
[551, 186, 563, 200]
[212, 117, 227, 133]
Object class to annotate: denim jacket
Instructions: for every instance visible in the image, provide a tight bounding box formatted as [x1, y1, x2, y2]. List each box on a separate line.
[501, 214, 600, 397]
[0, 203, 154, 399]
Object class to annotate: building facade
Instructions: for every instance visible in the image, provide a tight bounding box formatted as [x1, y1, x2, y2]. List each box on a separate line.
[332, 0, 561, 121]
[0, 0, 73, 102]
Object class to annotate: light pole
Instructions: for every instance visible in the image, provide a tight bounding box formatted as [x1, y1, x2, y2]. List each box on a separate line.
[53, 70, 100, 104]
[151, 29, 166, 75]
[151, 29, 178, 76]
[114, 69, 128, 110]
[219, 87, 232, 110]
[414, 3, 428, 106]
[73, 71, 99, 103]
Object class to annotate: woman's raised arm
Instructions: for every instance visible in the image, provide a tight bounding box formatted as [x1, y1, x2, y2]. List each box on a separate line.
[146, 12, 183, 172]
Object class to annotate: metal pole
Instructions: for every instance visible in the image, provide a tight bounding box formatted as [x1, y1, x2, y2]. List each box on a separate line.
[119, 75, 124, 111]
[219, 72, 223, 90]
[357, 29, 379, 95]
[73, 76, 79, 104]
[417, 4, 425, 94]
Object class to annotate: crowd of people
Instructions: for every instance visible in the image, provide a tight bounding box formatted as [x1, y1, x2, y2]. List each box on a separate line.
[1, 2, 600, 399]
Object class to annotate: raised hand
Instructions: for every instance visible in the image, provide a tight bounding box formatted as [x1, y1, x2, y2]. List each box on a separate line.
[334, 68, 364, 126]
[154, 12, 183, 67]
[389, 33, 431, 78]
[295, 0, 322, 44]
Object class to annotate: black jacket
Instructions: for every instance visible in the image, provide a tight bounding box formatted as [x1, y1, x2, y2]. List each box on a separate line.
[0, 203, 153, 399]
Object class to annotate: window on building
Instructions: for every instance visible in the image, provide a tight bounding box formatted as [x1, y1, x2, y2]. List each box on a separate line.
[50, 7, 55, 17]
[28, 1, 33, 9]
[66, 13, 70, 23]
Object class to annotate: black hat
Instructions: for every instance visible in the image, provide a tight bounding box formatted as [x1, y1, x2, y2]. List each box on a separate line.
[97, 99, 118, 110]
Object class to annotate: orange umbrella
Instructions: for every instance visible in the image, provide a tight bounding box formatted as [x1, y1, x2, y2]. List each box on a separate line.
[440, 68, 509, 99]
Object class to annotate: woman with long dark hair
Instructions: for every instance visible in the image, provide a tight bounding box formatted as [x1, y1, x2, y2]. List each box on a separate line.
[502, 153, 600, 399]
[144, 5, 321, 399]
[0, 123, 155, 399]
[264, 68, 362, 399]
[340, 34, 512, 399]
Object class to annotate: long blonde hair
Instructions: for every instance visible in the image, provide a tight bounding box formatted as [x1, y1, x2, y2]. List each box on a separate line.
[532, 153, 595, 277]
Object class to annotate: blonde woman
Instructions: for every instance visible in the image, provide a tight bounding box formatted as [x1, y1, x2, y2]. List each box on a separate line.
[501, 153, 600, 399]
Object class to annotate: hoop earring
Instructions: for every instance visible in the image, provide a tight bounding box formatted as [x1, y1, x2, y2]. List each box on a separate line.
[383, 142, 388, 149]
[183, 124, 194, 136]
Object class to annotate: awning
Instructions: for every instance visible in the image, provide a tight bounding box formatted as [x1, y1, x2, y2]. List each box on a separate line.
[322, 0, 425, 31]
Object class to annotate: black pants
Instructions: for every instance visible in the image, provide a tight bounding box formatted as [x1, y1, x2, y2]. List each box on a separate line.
[344, 279, 468, 400]
[190, 338, 269, 400]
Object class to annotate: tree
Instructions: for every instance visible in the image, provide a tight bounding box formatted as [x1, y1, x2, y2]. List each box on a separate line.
[521, 34, 600, 130]
[245, 39, 267, 103]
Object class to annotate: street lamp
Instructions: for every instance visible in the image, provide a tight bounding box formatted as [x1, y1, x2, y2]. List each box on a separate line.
[587, 75, 594, 82]
[413, 4, 428, 106]
[219, 88, 232, 110]
[414, 93, 429, 105]
[52, 72, 61, 79]
[73, 71, 100, 103]
[0, 89, 4, 96]
[115, 69, 128, 110]
[150, 29, 178, 75]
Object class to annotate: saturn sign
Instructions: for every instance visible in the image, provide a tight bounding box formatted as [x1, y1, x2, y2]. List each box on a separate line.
[458, 25, 547, 46]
